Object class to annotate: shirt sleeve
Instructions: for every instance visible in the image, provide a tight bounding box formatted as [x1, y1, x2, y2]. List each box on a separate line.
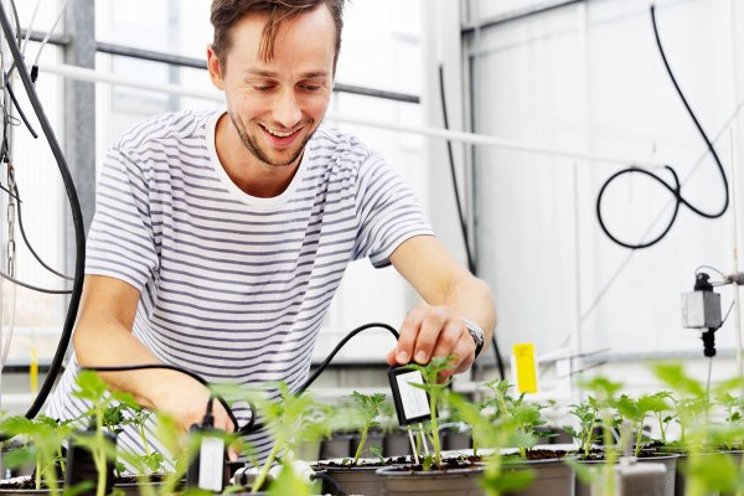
[84, 146, 159, 291]
[352, 150, 434, 267]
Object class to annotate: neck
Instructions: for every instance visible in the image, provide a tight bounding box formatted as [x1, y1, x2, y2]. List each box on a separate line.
[214, 113, 302, 198]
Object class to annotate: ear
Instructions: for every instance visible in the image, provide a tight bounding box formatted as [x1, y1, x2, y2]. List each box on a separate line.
[207, 44, 226, 90]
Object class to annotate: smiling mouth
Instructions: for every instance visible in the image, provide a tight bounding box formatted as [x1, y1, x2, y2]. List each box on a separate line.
[261, 125, 301, 139]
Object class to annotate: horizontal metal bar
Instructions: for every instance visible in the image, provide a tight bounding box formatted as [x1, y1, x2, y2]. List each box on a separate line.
[334, 83, 419, 104]
[462, 0, 584, 36]
[21, 28, 70, 46]
[22, 29, 419, 104]
[40, 62, 667, 168]
[96, 41, 208, 70]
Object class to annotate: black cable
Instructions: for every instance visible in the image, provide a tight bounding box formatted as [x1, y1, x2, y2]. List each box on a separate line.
[0, 1, 86, 423]
[437, 65, 475, 274]
[0, 270, 71, 294]
[297, 322, 400, 394]
[437, 64, 506, 381]
[5, 82, 38, 138]
[12, 179, 74, 280]
[595, 5, 729, 250]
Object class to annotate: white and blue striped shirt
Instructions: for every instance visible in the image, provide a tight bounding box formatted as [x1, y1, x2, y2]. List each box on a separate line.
[47, 109, 433, 461]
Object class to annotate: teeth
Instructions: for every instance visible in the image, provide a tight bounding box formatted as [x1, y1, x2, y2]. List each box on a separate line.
[265, 127, 296, 138]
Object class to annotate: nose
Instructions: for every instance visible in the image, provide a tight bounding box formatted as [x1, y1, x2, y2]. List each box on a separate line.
[272, 89, 302, 129]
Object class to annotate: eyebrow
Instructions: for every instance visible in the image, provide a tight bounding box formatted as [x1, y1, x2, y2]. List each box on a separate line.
[244, 69, 329, 79]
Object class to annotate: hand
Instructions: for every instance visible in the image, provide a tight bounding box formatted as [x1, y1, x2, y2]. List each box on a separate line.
[386, 304, 476, 376]
[150, 372, 239, 460]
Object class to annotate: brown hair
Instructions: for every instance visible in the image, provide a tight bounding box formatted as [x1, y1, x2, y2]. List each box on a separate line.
[210, 0, 345, 71]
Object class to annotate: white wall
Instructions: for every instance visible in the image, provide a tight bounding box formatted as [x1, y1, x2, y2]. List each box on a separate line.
[463, 0, 744, 375]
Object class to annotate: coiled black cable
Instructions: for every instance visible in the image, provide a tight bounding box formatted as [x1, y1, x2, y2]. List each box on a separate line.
[0, 2, 86, 423]
[595, 5, 729, 250]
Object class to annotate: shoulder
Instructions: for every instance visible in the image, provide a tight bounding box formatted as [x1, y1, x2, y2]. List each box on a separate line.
[307, 127, 374, 168]
[114, 109, 217, 152]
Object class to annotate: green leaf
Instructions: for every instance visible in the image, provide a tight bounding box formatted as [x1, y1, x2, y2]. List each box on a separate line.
[684, 453, 740, 492]
[267, 463, 312, 496]
[651, 364, 705, 398]
[482, 468, 534, 492]
[637, 394, 670, 414]
[73, 370, 109, 401]
[3, 447, 36, 469]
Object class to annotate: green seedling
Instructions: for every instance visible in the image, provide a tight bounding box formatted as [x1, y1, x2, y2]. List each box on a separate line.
[614, 393, 671, 457]
[211, 381, 325, 494]
[566, 396, 600, 459]
[0, 414, 73, 494]
[580, 376, 624, 496]
[652, 363, 744, 496]
[73, 370, 163, 496]
[447, 392, 534, 496]
[348, 391, 387, 464]
[403, 356, 455, 467]
[481, 380, 541, 458]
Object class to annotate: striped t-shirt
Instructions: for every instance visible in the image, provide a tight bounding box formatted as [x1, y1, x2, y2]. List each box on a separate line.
[46, 109, 433, 462]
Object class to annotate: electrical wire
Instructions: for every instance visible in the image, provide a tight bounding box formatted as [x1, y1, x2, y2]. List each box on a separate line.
[0, 0, 86, 424]
[20, 0, 42, 56]
[31, 0, 69, 80]
[297, 322, 400, 394]
[695, 265, 727, 281]
[4, 83, 38, 138]
[437, 64, 506, 381]
[0, 270, 71, 294]
[595, 5, 729, 250]
[11, 178, 73, 280]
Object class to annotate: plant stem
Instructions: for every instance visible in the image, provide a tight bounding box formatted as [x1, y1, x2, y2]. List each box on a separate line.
[252, 442, 281, 493]
[634, 421, 643, 457]
[430, 392, 441, 466]
[95, 407, 107, 496]
[353, 424, 369, 465]
[35, 456, 42, 490]
[139, 423, 151, 456]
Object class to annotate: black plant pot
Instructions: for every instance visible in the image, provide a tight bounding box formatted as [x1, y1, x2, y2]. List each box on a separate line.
[502, 457, 575, 496]
[383, 431, 412, 458]
[324, 464, 383, 496]
[320, 433, 354, 460]
[376, 464, 485, 496]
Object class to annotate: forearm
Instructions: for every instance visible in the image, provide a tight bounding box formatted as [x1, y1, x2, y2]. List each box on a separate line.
[73, 319, 179, 410]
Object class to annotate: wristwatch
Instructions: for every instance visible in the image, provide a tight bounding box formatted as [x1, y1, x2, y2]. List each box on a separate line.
[462, 318, 485, 359]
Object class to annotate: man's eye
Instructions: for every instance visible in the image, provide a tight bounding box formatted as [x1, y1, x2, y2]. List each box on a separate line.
[301, 84, 321, 91]
[253, 85, 274, 92]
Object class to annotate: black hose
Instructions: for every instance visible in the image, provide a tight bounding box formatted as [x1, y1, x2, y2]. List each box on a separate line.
[297, 322, 400, 394]
[0, 2, 86, 422]
[595, 5, 729, 250]
[438, 65, 506, 380]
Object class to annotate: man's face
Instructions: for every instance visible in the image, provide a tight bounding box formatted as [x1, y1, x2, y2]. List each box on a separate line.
[208, 5, 336, 169]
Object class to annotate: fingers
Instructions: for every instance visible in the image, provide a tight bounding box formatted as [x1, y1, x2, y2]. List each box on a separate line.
[392, 305, 426, 364]
[388, 305, 476, 374]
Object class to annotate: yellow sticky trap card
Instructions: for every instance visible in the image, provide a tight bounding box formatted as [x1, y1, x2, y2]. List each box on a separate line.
[512, 343, 538, 394]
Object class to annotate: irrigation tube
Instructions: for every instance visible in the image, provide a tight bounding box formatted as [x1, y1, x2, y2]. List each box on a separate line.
[38, 61, 665, 169]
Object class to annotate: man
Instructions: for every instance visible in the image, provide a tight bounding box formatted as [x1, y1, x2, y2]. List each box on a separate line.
[47, 0, 495, 460]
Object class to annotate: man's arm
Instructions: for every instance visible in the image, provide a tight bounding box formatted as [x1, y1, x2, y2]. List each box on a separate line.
[73, 275, 234, 433]
[388, 235, 496, 374]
